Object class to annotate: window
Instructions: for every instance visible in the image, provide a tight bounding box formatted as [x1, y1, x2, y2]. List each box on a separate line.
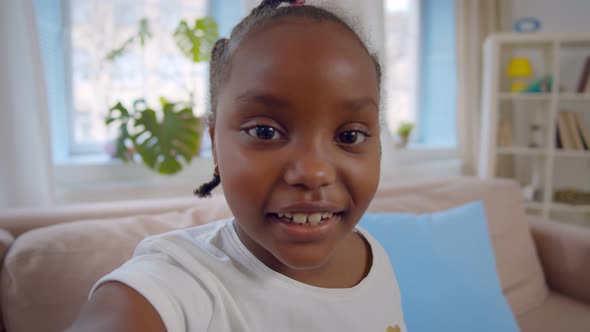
[384, 0, 457, 146]
[37, 1, 456, 161]
[68, 0, 210, 155]
[418, 0, 457, 146]
[33, 0, 459, 204]
[383, 0, 419, 140]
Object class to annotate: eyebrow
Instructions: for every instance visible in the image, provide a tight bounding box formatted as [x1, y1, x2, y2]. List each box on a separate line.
[234, 91, 291, 109]
[234, 90, 378, 112]
[339, 97, 379, 112]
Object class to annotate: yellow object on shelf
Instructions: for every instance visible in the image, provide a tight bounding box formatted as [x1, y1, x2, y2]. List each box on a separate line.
[506, 58, 533, 92]
[506, 58, 533, 77]
[510, 81, 528, 92]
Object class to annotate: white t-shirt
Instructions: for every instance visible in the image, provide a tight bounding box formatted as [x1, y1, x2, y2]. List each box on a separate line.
[91, 219, 407, 332]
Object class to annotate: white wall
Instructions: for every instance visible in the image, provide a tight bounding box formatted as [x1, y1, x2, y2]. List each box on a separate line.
[507, 0, 590, 33]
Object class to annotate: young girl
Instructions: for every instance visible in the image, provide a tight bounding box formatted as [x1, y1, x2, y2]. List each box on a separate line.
[68, 1, 406, 331]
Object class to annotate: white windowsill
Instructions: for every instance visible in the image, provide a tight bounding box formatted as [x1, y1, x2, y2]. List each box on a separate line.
[54, 145, 461, 205]
[54, 156, 216, 205]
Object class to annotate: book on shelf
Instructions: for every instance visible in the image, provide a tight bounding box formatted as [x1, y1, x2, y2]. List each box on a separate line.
[577, 55, 590, 93]
[573, 112, 590, 150]
[555, 124, 563, 149]
[498, 117, 513, 147]
[557, 112, 575, 149]
[565, 111, 585, 150]
[557, 111, 590, 151]
[554, 188, 590, 206]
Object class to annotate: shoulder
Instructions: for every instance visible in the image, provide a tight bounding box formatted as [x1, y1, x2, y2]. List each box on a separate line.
[124, 217, 240, 287]
[87, 218, 236, 331]
[134, 218, 233, 257]
[354, 225, 400, 284]
[354, 225, 385, 256]
[67, 282, 167, 332]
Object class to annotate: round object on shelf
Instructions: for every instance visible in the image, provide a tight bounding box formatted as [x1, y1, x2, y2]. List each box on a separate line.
[514, 17, 541, 33]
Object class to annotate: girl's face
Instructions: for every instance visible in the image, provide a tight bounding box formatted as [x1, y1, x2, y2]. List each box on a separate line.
[211, 18, 380, 272]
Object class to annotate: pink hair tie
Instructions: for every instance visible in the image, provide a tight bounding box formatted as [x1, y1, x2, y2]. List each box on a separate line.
[293, 0, 305, 5]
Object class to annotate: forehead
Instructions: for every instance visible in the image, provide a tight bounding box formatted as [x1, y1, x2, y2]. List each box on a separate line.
[221, 17, 379, 104]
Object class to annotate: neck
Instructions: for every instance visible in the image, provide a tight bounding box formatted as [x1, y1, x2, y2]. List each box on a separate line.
[278, 231, 372, 288]
[234, 222, 372, 288]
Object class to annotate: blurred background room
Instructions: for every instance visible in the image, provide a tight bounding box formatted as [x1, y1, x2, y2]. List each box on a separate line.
[0, 1, 589, 332]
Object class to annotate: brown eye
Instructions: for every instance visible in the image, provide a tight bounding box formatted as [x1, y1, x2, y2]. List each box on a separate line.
[246, 125, 281, 140]
[337, 130, 367, 145]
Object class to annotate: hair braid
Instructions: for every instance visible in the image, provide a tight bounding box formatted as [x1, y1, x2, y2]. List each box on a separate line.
[193, 174, 221, 198]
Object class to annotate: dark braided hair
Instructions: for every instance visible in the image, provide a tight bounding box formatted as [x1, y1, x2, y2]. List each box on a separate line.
[194, 173, 220, 198]
[194, 0, 383, 198]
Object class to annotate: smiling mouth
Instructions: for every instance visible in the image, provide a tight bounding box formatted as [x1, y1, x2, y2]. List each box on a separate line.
[269, 212, 342, 226]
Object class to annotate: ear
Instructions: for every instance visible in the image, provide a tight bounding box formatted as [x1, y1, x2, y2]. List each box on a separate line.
[209, 125, 217, 166]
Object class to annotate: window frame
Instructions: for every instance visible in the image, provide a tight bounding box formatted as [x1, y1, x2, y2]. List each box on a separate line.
[410, 0, 423, 142]
[382, 0, 423, 143]
[62, 0, 89, 156]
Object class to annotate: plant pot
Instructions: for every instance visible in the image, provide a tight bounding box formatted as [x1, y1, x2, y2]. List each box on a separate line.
[397, 135, 409, 149]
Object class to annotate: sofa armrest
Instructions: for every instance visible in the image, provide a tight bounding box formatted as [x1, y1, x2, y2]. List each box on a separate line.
[528, 216, 590, 305]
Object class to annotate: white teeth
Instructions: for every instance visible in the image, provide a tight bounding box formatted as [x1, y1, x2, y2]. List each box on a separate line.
[308, 213, 322, 225]
[275, 212, 336, 224]
[293, 213, 307, 224]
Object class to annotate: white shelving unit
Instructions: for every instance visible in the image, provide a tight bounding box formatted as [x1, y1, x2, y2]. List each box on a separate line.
[479, 32, 590, 225]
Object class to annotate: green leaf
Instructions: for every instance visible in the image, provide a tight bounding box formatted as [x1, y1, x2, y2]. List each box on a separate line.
[158, 158, 182, 175]
[173, 17, 219, 63]
[132, 100, 202, 175]
[105, 17, 153, 61]
[397, 122, 415, 137]
[105, 37, 135, 62]
[137, 18, 153, 46]
[105, 102, 136, 162]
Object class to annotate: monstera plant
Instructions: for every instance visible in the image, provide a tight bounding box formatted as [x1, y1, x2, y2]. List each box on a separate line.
[105, 17, 219, 175]
[106, 98, 201, 175]
[174, 17, 218, 63]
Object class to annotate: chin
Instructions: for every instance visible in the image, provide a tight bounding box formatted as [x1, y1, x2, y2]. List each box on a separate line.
[272, 243, 335, 271]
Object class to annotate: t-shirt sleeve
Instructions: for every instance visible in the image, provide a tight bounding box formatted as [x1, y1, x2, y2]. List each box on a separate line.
[89, 236, 213, 332]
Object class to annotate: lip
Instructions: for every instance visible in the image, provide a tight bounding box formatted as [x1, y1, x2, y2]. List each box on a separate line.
[270, 201, 344, 214]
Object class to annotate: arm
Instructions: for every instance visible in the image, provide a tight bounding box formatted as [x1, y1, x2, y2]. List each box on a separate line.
[528, 216, 590, 305]
[65, 282, 166, 332]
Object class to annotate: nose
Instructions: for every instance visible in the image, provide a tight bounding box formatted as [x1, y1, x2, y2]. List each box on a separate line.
[283, 146, 337, 190]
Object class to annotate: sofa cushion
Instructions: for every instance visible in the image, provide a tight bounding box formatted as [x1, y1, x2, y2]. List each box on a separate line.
[0, 229, 13, 332]
[517, 292, 590, 332]
[529, 216, 590, 305]
[368, 177, 548, 315]
[0, 229, 13, 264]
[360, 201, 519, 332]
[0, 194, 232, 332]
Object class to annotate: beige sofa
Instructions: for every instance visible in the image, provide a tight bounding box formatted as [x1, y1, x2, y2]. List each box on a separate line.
[0, 177, 589, 332]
